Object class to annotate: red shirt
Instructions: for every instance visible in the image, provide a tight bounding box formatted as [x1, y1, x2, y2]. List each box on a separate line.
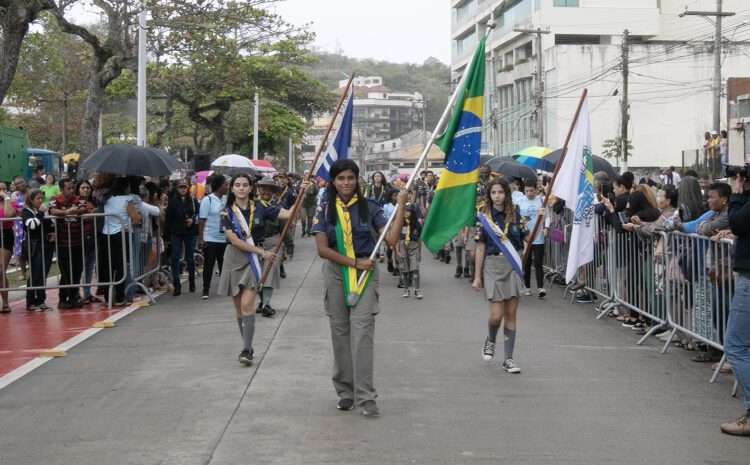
[48, 194, 86, 246]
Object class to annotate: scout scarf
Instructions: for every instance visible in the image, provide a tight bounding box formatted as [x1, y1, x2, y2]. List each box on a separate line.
[334, 195, 372, 307]
[404, 203, 412, 245]
[476, 211, 524, 279]
[230, 203, 261, 282]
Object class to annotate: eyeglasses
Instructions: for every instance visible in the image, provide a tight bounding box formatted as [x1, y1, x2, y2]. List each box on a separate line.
[178, 185, 189, 189]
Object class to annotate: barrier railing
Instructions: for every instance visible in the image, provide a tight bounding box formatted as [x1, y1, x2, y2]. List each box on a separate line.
[125, 216, 169, 305]
[0, 211, 165, 311]
[543, 209, 571, 286]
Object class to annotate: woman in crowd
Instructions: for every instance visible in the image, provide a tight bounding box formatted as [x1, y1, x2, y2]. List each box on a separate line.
[165, 178, 199, 296]
[76, 180, 101, 304]
[218, 173, 302, 365]
[472, 178, 526, 374]
[312, 158, 406, 416]
[198, 175, 228, 299]
[365, 171, 389, 207]
[22, 189, 54, 311]
[11, 177, 28, 282]
[100, 177, 141, 306]
[0, 181, 19, 312]
[398, 199, 424, 299]
[678, 176, 707, 222]
[40, 173, 60, 206]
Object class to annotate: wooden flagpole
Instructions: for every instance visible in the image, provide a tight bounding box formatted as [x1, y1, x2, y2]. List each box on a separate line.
[257, 73, 355, 286]
[522, 88, 588, 268]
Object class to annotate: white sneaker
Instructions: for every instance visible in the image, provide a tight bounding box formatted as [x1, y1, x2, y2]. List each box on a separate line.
[524, 289, 531, 296]
[402, 289, 410, 298]
[414, 289, 423, 299]
[538, 288, 546, 298]
[656, 330, 673, 341]
[482, 338, 495, 362]
[503, 358, 521, 373]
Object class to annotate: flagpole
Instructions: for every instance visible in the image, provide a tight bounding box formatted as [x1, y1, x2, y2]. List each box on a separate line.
[257, 73, 355, 286]
[349, 20, 497, 299]
[522, 88, 588, 267]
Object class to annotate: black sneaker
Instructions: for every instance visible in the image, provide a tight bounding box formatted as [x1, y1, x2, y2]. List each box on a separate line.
[463, 266, 470, 278]
[261, 304, 276, 318]
[387, 262, 394, 273]
[201, 291, 209, 300]
[280, 264, 287, 279]
[337, 398, 354, 411]
[360, 400, 380, 416]
[57, 301, 74, 310]
[238, 349, 253, 365]
[454, 266, 462, 278]
[444, 254, 451, 264]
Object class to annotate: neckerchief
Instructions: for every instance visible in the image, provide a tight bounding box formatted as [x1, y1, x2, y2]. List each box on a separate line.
[404, 203, 412, 245]
[334, 195, 372, 307]
[476, 211, 524, 279]
[372, 185, 384, 203]
[230, 203, 261, 282]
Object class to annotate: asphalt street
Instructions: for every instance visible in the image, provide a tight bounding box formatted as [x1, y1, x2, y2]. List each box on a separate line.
[0, 235, 746, 465]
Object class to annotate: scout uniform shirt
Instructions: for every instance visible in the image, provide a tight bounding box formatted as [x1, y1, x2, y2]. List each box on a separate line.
[220, 201, 281, 244]
[310, 198, 388, 257]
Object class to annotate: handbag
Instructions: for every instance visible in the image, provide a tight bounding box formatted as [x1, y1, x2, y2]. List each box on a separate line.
[550, 216, 565, 244]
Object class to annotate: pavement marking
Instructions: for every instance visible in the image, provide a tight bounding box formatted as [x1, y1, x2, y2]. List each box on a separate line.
[0, 289, 168, 392]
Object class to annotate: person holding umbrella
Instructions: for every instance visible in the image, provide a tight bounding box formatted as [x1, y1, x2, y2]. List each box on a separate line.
[165, 178, 200, 296]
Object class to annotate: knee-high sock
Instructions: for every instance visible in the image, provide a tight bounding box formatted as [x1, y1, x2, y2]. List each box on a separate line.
[237, 318, 243, 336]
[504, 328, 516, 360]
[241, 315, 256, 352]
[412, 269, 420, 289]
[455, 246, 464, 267]
[261, 287, 273, 306]
[488, 323, 500, 343]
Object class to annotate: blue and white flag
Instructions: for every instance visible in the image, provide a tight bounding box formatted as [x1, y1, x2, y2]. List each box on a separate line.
[551, 96, 595, 283]
[476, 213, 524, 280]
[316, 83, 354, 182]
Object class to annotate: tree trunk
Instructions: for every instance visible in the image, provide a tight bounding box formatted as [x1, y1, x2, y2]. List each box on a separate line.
[0, 0, 54, 106]
[79, 57, 107, 158]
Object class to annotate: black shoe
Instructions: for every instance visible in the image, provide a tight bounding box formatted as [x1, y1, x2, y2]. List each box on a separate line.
[337, 398, 354, 411]
[188, 279, 196, 293]
[238, 348, 253, 365]
[360, 400, 380, 416]
[391, 268, 399, 276]
[455, 266, 463, 278]
[387, 262, 394, 273]
[57, 301, 74, 310]
[444, 254, 451, 264]
[201, 290, 209, 300]
[463, 266, 471, 278]
[280, 264, 287, 279]
[261, 304, 276, 318]
[256, 302, 263, 314]
[172, 284, 181, 296]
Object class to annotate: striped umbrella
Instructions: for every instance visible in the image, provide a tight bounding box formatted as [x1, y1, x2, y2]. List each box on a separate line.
[512, 146, 555, 172]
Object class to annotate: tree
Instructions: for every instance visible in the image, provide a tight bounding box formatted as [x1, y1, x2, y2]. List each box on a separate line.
[601, 137, 633, 161]
[0, 0, 55, 106]
[148, 0, 333, 156]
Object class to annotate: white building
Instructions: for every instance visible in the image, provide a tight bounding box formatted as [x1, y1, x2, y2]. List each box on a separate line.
[451, 0, 750, 169]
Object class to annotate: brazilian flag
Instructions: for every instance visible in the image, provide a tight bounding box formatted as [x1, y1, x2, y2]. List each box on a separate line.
[421, 35, 486, 253]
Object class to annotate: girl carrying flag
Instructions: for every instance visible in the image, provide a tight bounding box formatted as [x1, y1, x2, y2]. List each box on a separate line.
[398, 200, 424, 299]
[218, 173, 303, 365]
[311, 159, 407, 416]
[472, 178, 527, 374]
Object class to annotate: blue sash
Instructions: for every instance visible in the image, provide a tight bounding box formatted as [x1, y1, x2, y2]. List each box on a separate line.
[476, 213, 524, 279]
[229, 206, 261, 282]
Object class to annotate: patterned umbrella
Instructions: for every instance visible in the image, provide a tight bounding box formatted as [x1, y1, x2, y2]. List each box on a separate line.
[512, 146, 555, 172]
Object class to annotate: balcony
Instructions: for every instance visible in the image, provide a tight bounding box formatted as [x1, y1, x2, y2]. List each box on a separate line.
[495, 57, 535, 87]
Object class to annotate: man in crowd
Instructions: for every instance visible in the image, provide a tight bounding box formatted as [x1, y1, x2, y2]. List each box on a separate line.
[660, 166, 681, 188]
[48, 178, 87, 309]
[28, 167, 44, 189]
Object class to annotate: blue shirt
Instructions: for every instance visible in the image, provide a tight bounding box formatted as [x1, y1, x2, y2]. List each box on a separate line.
[199, 194, 227, 243]
[514, 195, 549, 245]
[273, 186, 297, 209]
[477, 206, 525, 253]
[311, 198, 388, 256]
[220, 201, 280, 244]
[102, 195, 135, 235]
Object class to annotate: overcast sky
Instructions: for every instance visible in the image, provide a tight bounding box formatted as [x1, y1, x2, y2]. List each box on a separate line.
[272, 0, 451, 65]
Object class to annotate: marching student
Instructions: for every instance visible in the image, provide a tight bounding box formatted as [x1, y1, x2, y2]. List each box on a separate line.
[218, 173, 302, 365]
[312, 158, 407, 416]
[255, 177, 284, 317]
[472, 178, 527, 374]
[398, 200, 424, 299]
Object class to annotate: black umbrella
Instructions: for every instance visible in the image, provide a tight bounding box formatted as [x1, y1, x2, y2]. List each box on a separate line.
[485, 156, 537, 181]
[544, 149, 618, 180]
[479, 154, 495, 167]
[81, 144, 183, 176]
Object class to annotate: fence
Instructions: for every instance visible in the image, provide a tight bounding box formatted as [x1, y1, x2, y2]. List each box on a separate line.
[0, 211, 168, 310]
[542, 212, 737, 387]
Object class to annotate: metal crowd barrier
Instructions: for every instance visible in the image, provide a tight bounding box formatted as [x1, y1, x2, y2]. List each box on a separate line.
[543, 208, 571, 286]
[660, 231, 735, 383]
[0, 212, 165, 310]
[125, 216, 168, 305]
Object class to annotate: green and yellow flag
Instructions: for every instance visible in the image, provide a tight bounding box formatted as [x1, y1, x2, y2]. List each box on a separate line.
[421, 35, 486, 253]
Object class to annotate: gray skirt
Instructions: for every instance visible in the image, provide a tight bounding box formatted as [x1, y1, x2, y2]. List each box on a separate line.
[322, 259, 380, 316]
[483, 254, 523, 302]
[217, 244, 260, 297]
[262, 235, 283, 290]
[398, 240, 421, 272]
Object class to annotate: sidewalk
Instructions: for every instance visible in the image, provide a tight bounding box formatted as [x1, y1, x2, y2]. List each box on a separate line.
[0, 235, 746, 465]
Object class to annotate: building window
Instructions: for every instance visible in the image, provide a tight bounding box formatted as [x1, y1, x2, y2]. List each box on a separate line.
[553, 0, 578, 6]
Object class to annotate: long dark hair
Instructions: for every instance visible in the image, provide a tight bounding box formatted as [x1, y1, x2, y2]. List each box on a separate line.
[226, 173, 256, 209]
[75, 179, 93, 202]
[326, 158, 368, 225]
[485, 177, 515, 223]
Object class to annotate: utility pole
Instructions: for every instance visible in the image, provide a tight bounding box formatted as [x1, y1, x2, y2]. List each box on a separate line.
[136, 0, 147, 147]
[514, 27, 550, 147]
[252, 93, 259, 160]
[680, 1, 735, 177]
[621, 29, 629, 172]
